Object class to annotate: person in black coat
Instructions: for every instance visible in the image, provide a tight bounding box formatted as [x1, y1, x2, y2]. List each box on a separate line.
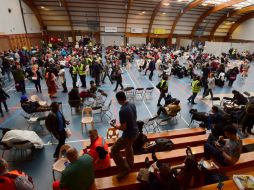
[32, 69, 43, 93]
[0, 86, 9, 116]
[45, 102, 70, 158]
[148, 58, 156, 81]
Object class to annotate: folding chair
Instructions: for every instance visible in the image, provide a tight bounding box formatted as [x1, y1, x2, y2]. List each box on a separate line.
[68, 100, 82, 115]
[143, 116, 160, 133]
[135, 88, 144, 100]
[124, 87, 135, 101]
[81, 107, 94, 133]
[92, 106, 103, 121]
[144, 87, 154, 100]
[96, 90, 108, 106]
[102, 100, 113, 120]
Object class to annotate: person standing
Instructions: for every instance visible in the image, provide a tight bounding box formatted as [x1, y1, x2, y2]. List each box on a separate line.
[78, 61, 87, 88]
[52, 147, 95, 190]
[32, 67, 43, 93]
[45, 70, 57, 98]
[188, 76, 201, 105]
[93, 60, 102, 87]
[45, 102, 70, 158]
[111, 91, 139, 179]
[102, 61, 113, 84]
[12, 64, 26, 95]
[69, 62, 78, 88]
[241, 102, 254, 135]
[120, 51, 126, 67]
[203, 73, 215, 99]
[148, 57, 156, 81]
[0, 86, 9, 117]
[157, 75, 168, 106]
[58, 65, 68, 93]
[113, 66, 123, 92]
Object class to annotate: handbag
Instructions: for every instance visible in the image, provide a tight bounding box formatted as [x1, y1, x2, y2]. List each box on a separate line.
[65, 128, 72, 138]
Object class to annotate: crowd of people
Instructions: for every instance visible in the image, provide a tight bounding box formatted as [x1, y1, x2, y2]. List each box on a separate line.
[0, 41, 253, 190]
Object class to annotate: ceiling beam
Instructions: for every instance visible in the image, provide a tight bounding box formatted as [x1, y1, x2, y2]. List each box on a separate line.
[124, 0, 134, 34]
[170, 0, 204, 36]
[61, 0, 75, 42]
[147, 0, 164, 38]
[190, 0, 245, 37]
[210, 5, 254, 40]
[225, 12, 254, 41]
[22, 0, 46, 30]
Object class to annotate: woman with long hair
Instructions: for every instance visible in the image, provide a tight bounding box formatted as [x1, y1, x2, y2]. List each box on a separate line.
[45, 69, 57, 98]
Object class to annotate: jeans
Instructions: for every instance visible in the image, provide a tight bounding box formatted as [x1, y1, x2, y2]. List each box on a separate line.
[62, 81, 68, 92]
[79, 75, 86, 88]
[72, 75, 77, 88]
[157, 106, 167, 116]
[149, 70, 154, 80]
[94, 74, 100, 86]
[204, 89, 213, 99]
[102, 72, 113, 84]
[114, 81, 123, 91]
[157, 92, 166, 105]
[54, 130, 66, 158]
[188, 92, 197, 103]
[111, 136, 137, 172]
[0, 101, 8, 114]
[19, 80, 26, 95]
[34, 80, 42, 93]
[204, 143, 227, 166]
[228, 79, 234, 87]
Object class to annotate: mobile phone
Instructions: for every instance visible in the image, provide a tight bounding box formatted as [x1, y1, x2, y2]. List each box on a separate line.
[217, 182, 224, 190]
[64, 161, 69, 167]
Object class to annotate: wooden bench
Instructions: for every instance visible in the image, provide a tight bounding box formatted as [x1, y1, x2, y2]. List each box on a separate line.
[95, 151, 254, 190]
[192, 170, 254, 190]
[84, 128, 206, 147]
[95, 138, 254, 178]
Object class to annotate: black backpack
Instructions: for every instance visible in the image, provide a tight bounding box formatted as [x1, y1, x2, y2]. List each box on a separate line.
[154, 138, 174, 152]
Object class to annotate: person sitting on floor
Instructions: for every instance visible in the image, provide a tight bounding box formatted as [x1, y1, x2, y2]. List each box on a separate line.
[203, 125, 242, 166]
[85, 129, 111, 170]
[0, 158, 35, 189]
[157, 100, 181, 117]
[53, 147, 95, 190]
[20, 95, 51, 113]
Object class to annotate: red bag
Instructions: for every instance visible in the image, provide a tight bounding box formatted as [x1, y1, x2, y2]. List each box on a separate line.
[15, 83, 21, 92]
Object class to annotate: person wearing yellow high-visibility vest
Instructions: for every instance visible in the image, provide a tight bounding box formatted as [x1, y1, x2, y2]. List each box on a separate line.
[156, 75, 169, 106]
[78, 61, 87, 88]
[188, 76, 202, 105]
[69, 62, 78, 88]
[86, 56, 93, 75]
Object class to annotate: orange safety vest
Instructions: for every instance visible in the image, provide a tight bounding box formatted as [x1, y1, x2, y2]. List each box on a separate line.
[88, 136, 111, 170]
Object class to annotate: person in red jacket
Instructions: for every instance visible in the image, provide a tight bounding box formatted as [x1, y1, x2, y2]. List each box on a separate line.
[86, 129, 111, 170]
[0, 158, 34, 190]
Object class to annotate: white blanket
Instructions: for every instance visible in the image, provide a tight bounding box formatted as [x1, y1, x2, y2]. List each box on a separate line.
[2, 130, 44, 149]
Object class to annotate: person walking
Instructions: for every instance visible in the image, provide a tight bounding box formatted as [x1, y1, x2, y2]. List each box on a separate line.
[78, 61, 87, 88]
[93, 60, 103, 87]
[12, 64, 26, 95]
[157, 75, 169, 106]
[45, 70, 58, 98]
[45, 102, 70, 158]
[32, 67, 43, 93]
[102, 61, 113, 84]
[113, 66, 124, 92]
[69, 62, 78, 88]
[203, 73, 215, 99]
[0, 85, 9, 117]
[146, 57, 156, 81]
[58, 65, 68, 93]
[111, 91, 139, 179]
[188, 76, 201, 105]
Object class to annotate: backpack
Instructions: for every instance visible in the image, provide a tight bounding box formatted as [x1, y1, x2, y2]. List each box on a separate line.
[0, 170, 34, 190]
[95, 138, 108, 160]
[154, 138, 174, 152]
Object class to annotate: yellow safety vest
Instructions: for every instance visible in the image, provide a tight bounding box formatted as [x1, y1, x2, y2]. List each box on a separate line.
[192, 80, 201, 93]
[72, 65, 78, 75]
[159, 80, 168, 91]
[86, 58, 92, 66]
[78, 64, 86, 76]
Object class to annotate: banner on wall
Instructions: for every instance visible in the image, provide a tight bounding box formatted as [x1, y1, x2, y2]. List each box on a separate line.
[131, 28, 143, 33]
[153, 28, 166, 34]
[105, 27, 117, 33]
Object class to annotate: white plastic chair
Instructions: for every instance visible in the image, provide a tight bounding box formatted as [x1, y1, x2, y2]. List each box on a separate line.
[81, 107, 94, 133]
[52, 144, 72, 180]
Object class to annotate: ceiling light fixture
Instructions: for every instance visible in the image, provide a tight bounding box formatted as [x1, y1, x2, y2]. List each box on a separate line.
[202, 3, 208, 6]
[41, 6, 45, 9]
[142, 11, 146, 14]
[162, 12, 166, 15]
[163, 2, 170, 6]
[231, 21, 235, 24]
[177, 0, 183, 2]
